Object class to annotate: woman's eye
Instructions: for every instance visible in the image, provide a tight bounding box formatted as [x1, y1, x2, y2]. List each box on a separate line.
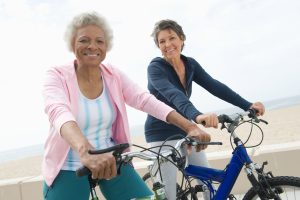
[79, 39, 88, 43]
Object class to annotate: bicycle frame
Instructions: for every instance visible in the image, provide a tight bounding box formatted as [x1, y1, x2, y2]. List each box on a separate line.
[183, 138, 253, 199]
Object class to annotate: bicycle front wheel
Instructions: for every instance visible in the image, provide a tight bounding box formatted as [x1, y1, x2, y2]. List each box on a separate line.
[243, 176, 300, 200]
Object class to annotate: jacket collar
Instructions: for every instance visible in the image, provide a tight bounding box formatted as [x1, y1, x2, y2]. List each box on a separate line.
[60, 59, 113, 78]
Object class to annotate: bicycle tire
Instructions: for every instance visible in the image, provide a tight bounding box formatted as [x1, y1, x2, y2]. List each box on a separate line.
[142, 172, 197, 200]
[243, 176, 300, 200]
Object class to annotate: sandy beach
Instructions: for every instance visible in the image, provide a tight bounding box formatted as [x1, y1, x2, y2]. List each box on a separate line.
[1, 104, 300, 181]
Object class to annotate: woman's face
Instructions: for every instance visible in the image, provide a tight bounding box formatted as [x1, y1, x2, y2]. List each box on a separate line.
[157, 29, 183, 60]
[73, 25, 107, 67]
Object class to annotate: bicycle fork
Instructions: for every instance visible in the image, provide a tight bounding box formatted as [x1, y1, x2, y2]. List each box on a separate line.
[88, 175, 99, 200]
[245, 162, 282, 199]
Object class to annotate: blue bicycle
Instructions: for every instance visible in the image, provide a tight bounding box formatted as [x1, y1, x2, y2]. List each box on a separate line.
[77, 109, 300, 199]
[141, 109, 300, 199]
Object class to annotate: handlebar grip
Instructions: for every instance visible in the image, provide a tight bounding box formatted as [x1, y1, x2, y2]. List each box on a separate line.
[200, 114, 234, 126]
[88, 143, 130, 155]
[76, 166, 91, 177]
[185, 137, 222, 146]
[75, 143, 130, 178]
[248, 108, 258, 116]
[191, 141, 223, 145]
[200, 121, 206, 126]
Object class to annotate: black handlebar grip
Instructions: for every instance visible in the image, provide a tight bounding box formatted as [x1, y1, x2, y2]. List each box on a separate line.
[201, 121, 206, 126]
[186, 137, 222, 146]
[76, 166, 91, 177]
[201, 115, 233, 126]
[89, 143, 130, 155]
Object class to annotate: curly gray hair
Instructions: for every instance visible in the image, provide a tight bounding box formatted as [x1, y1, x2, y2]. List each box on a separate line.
[151, 19, 186, 51]
[64, 11, 113, 52]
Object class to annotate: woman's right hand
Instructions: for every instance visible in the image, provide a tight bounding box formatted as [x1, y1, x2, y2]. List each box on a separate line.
[79, 150, 117, 180]
[186, 124, 211, 152]
[196, 113, 219, 128]
[60, 122, 117, 180]
[250, 102, 265, 116]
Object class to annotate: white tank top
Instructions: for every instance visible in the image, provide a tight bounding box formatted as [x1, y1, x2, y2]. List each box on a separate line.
[62, 81, 117, 171]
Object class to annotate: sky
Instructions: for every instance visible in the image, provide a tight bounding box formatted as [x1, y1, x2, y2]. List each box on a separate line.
[0, 0, 300, 152]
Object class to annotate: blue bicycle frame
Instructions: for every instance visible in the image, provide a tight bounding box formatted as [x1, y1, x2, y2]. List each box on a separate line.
[184, 139, 252, 199]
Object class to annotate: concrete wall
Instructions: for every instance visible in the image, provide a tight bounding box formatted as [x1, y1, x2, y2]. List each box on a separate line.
[0, 141, 299, 200]
[0, 176, 43, 200]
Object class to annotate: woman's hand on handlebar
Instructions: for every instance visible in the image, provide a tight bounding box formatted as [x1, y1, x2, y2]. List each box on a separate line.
[79, 150, 117, 180]
[196, 113, 219, 128]
[60, 122, 118, 179]
[186, 125, 211, 152]
[250, 102, 265, 116]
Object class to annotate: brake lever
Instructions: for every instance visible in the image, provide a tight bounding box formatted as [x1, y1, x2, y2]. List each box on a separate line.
[220, 122, 226, 130]
[185, 137, 223, 146]
[248, 108, 268, 124]
[259, 119, 268, 125]
[113, 151, 123, 175]
[113, 144, 130, 175]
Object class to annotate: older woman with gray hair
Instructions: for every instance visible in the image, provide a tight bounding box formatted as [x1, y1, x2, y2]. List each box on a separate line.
[42, 12, 211, 199]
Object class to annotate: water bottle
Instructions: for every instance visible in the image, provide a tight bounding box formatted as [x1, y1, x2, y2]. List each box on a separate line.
[152, 182, 168, 200]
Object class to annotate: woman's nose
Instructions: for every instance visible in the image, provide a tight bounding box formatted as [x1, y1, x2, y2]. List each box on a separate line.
[88, 41, 97, 49]
[165, 40, 171, 47]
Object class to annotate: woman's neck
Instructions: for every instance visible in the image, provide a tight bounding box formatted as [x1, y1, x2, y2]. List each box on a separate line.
[75, 61, 101, 83]
[164, 56, 183, 71]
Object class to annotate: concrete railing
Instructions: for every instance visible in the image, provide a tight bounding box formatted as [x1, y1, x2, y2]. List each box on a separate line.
[1, 141, 300, 200]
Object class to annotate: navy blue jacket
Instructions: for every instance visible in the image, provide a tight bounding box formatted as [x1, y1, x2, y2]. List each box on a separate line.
[144, 55, 252, 142]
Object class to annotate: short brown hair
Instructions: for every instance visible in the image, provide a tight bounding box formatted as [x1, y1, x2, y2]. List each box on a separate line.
[151, 19, 186, 51]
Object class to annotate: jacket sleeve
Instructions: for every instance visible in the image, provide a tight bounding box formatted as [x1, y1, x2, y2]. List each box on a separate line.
[42, 68, 76, 135]
[147, 63, 201, 121]
[191, 58, 252, 111]
[114, 67, 174, 122]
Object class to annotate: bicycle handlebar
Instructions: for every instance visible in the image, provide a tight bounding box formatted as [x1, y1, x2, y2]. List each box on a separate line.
[76, 109, 267, 178]
[76, 137, 221, 177]
[217, 108, 268, 132]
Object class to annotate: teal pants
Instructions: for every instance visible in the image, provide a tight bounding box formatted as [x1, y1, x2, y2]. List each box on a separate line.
[43, 164, 152, 200]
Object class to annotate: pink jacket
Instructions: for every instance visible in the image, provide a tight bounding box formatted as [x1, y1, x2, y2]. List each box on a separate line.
[42, 61, 174, 186]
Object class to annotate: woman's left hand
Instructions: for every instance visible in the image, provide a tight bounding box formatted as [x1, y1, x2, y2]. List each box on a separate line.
[195, 113, 219, 128]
